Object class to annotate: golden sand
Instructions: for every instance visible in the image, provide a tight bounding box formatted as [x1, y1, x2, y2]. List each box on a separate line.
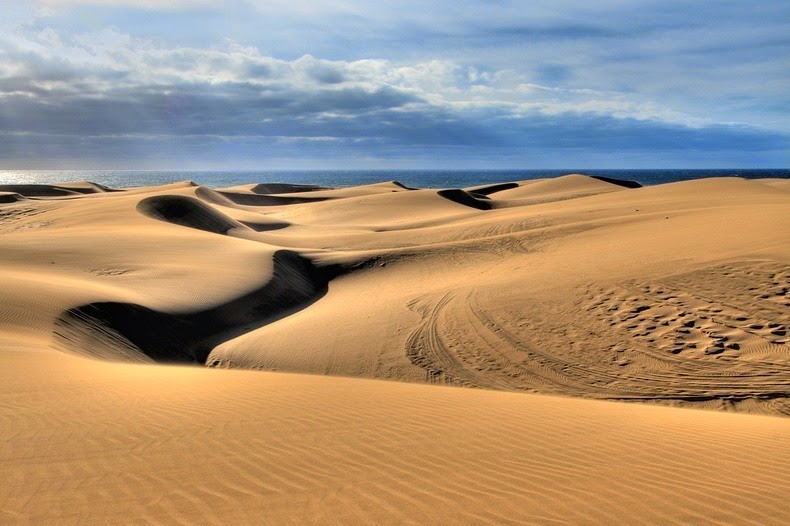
[1, 175, 789, 524]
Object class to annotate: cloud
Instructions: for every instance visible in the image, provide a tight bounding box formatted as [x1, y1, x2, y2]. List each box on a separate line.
[0, 2, 788, 168]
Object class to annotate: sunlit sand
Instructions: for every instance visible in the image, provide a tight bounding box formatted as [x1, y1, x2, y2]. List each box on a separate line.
[2, 175, 789, 524]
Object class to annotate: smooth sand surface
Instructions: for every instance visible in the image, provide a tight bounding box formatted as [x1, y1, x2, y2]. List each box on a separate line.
[1, 175, 789, 523]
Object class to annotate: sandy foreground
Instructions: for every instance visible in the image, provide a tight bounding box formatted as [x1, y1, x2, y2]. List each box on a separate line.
[1, 174, 789, 524]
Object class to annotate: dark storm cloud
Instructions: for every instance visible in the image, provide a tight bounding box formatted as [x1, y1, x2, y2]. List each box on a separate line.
[0, 81, 419, 137]
[1, 70, 786, 168]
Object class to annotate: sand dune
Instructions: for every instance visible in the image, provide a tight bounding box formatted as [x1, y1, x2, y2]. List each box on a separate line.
[217, 191, 329, 207]
[53, 249, 329, 364]
[260, 180, 413, 199]
[138, 194, 250, 235]
[484, 172, 629, 203]
[0, 192, 25, 204]
[0, 184, 83, 197]
[1, 174, 789, 523]
[220, 182, 330, 195]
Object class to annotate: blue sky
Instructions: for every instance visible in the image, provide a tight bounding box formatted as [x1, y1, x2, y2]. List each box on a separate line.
[1, 0, 788, 169]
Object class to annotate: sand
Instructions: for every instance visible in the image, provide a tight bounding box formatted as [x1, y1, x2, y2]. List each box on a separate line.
[1, 174, 789, 524]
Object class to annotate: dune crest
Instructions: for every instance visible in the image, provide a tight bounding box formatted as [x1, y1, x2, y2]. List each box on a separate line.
[137, 194, 249, 235]
[53, 250, 333, 363]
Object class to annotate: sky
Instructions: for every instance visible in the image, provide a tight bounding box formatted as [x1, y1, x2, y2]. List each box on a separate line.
[0, 0, 788, 169]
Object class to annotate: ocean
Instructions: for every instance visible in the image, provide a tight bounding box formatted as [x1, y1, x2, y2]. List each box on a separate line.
[0, 169, 788, 189]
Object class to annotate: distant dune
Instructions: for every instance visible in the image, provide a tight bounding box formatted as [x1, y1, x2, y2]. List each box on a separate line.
[1, 174, 789, 523]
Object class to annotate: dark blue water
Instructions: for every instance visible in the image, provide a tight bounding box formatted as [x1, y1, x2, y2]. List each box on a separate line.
[0, 169, 788, 189]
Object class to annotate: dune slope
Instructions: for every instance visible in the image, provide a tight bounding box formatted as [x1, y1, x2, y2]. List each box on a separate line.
[2, 345, 790, 525]
[0, 175, 788, 414]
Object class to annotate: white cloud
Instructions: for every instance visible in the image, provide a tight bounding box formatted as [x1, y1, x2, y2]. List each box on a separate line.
[1, 25, 715, 129]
